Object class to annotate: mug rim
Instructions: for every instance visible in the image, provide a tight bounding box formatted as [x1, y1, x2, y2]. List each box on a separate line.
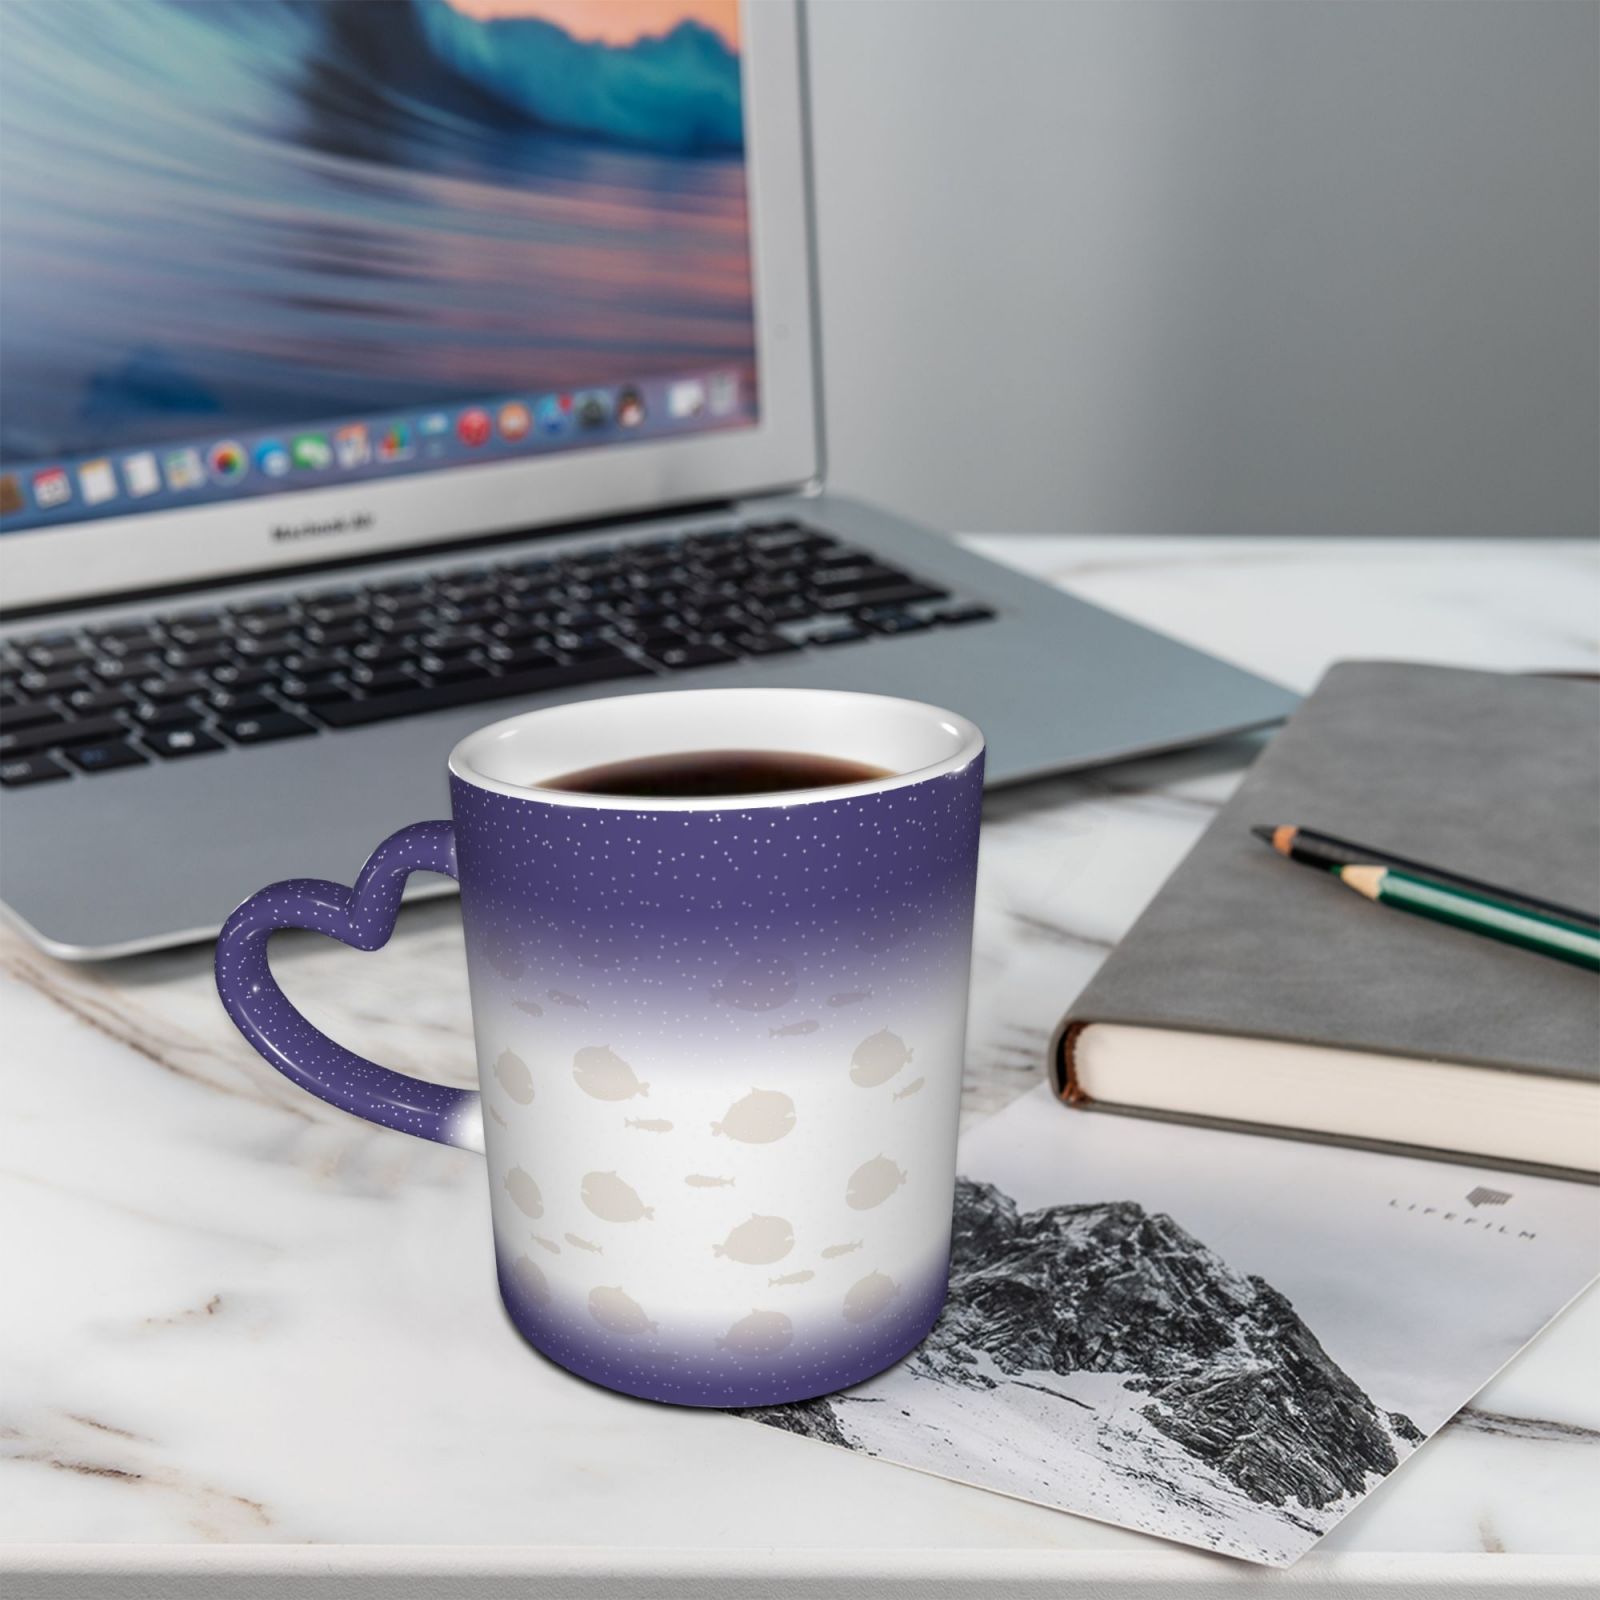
[448, 686, 985, 811]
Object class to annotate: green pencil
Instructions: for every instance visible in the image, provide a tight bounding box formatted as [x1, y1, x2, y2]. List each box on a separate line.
[1336, 865, 1600, 972]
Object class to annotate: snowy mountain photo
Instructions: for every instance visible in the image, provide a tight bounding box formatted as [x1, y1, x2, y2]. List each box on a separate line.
[739, 1086, 1600, 1565]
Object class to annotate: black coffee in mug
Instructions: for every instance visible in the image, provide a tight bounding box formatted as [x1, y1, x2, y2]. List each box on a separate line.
[541, 748, 891, 799]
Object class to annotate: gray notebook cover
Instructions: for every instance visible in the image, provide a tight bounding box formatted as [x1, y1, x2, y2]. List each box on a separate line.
[1051, 661, 1600, 1176]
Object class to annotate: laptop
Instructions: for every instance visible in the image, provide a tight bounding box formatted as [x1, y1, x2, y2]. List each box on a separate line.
[0, 0, 1294, 959]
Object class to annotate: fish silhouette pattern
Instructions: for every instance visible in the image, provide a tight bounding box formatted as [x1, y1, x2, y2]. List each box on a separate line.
[769, 1019, 820, 1037]
[712, 1088, 796, 1144]
[565, 1232, 604, 1254]
[589, 1285, 657, 1337]
[828, 990, 871, 1007]
[717, 1309, 794, 1354]
[684, 1174, 736, 1188]
[843, 1270, 900, 1324]
[509, 1253, 551, 1305]
[503, 1166, 544, 1219]
[849, 1028, 914, 1087]
[548, 989, 589, 1009]
[513, 998, 543, 1017]
[625, 1117, 674, 1133]
[531, 1234, 561, 1255]
[820, 1240, 863, 1259]
[846, 1155, 907, 1210]
[572, 1045, 649, 1101]
[892, 1076, 926, 1101]
[582, 1170, 654, 1223]
[713, 1214, 795, 1265]
[492, 1048, 534, 1105]
[768, 1269, 815, 1288]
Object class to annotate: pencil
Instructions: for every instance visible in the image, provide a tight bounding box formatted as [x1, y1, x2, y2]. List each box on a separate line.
[1251, 823, 1599, 930]
[1336, 864, 1600, 971]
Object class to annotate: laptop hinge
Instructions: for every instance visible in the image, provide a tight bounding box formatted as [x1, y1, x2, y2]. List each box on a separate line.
[0, 493, 797, 624]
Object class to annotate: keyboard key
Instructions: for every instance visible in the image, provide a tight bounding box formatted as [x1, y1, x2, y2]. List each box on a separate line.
[861, 610, 932, 636]
[779, 619, 867, 647]
[348, 667, 418, 695]
[24, 642, 92, 670]
[164, 645, 233, 671]
[313, 655, 651, 729]
[2, 699, 66, 729]
[206, 688, 278, 715]
[130, 700, 205, 730]
[220, 712, 317, 745]
[66, 740, 149, 775]
[642, 641, 738, 671]
[808, 563, 910, 595]
[484, 645, 561, 672]
[436, 578, 498, 604]
[304, 600, 365, 624]
[927, 602, 997, 626]
[0, 753, 71, 787]
[419, 632, 481, 658]
[276, 675, 349, 705]
[814, 582, 948, 614]
[89, 622, 162, 649]
[228, 598, 294, 621]
[350, 640, 415, 666]
[235, 611, 299, 637]
[144, 726, 225, 759]
[166, 620, 227, 647]
[301, 620, 365, 650]
[435, 598, 498, 626]
[211, 662, 278, 689]
[417, 656, 495, 685]
[0, 714, 128, 756]
[281, 652, 346, 679]
[93, 652, 164, 681]
[733, 632, 801, 656]
[17, 668, 88, 696]
[748, 594, 816, 623]
[138, 674, 210, 701]
[63, 686, 137, 715]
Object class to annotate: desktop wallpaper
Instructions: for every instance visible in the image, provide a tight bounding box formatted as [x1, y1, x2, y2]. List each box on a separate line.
[0, 0, 756, 521]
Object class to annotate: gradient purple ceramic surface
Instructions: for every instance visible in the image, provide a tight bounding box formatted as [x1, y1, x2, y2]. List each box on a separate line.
[454, 756, 983, 1405]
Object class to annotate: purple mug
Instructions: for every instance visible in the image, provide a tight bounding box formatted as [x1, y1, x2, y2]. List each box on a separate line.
[216, 687, 985, 1406]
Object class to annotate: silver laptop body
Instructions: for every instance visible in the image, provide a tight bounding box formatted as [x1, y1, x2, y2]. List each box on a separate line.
[0, 1, 1294, 958]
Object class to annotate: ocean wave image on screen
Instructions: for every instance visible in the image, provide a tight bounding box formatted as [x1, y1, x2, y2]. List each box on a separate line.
[0, 0, 754, 461]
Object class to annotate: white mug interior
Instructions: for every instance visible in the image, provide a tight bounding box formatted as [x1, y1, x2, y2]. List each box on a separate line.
[449, 687, 984, 809]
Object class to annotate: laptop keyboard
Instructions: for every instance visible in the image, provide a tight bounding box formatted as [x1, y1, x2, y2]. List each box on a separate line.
[0, 521, 994, 787]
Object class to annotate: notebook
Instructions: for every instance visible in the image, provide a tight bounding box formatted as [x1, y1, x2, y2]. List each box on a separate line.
[1049, 662, 1600, 1180]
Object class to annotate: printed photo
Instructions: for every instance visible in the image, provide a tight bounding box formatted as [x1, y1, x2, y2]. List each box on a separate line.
[743, 1087, 1600, 1565]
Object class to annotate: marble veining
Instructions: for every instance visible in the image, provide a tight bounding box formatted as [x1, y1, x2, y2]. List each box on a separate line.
[1, 535, 1596, 1569]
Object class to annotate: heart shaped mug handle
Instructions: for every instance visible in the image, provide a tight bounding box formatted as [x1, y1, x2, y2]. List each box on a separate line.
[214, 821, 484, 1152]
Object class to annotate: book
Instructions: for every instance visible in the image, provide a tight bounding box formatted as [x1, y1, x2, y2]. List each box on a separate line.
[1049, 662, 1600, 1180]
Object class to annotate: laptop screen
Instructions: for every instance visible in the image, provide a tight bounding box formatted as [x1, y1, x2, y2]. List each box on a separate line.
[0, 0, 755, 537]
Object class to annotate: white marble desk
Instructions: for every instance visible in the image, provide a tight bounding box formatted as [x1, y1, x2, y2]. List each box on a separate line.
[4, 536, 1597, 1598]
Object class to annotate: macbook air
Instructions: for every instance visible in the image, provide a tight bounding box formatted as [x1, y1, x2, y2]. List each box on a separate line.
[0, 0, 1294, 958]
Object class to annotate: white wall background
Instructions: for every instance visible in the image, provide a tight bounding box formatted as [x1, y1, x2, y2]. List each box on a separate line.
[803, 0, 1600, 537]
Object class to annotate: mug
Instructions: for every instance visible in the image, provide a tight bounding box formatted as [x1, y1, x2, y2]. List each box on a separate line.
[215, 687, 985, 1407]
